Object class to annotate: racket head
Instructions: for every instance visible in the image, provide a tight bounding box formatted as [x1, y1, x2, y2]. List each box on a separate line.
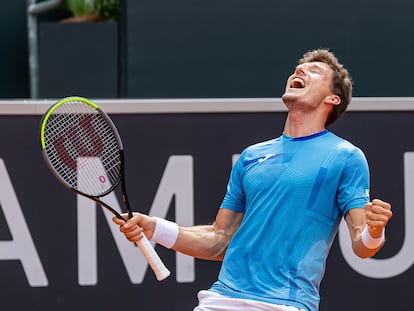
[39, 96, 124, 198]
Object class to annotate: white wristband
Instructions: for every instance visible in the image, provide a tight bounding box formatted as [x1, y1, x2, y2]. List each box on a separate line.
[151, 217, 179, 249]
[361, 225, 385, 249]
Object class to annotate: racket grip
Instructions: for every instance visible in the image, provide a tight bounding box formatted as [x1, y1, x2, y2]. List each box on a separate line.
[136, 235, 171, 281]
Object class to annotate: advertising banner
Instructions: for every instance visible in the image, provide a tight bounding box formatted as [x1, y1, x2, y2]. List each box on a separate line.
[0, 98, 410, 310]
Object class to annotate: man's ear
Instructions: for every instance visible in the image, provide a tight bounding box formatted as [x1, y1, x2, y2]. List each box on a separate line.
[326, 95, 341, 106]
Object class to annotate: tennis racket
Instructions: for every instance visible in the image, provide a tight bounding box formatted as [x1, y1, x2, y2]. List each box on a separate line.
[39, 96, 171, 281]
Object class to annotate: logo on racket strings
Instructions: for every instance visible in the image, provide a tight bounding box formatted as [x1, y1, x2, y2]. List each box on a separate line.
[53, 115, 104, 170]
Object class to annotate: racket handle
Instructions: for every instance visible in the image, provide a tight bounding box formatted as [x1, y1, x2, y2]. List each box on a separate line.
[135, 235, 171, 281]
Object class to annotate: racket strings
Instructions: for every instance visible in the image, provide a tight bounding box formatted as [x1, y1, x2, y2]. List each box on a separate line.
[43, 101, 122, 197]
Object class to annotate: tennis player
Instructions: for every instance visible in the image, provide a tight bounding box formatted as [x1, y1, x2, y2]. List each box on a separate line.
[113, 49, 393, 311]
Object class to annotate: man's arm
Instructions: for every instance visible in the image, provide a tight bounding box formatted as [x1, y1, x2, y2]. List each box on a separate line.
[344, 199, 392, 258]
[113, 208, 244, 261]
[173, 208, 244, 261]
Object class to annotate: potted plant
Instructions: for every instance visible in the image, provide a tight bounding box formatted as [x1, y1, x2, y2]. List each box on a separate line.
[61, 0, 119, 23]
[37, 0, 121, 98]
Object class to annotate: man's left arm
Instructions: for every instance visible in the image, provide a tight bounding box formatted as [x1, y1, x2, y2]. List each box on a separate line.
[344, 199, 393, 258]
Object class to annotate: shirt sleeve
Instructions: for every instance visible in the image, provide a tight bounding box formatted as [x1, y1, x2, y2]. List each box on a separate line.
[221, 151, 246, 213]
[337, 147, 370, 216]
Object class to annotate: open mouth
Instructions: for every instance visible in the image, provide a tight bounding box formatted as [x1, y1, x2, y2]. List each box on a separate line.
[290, 77, 305, 89]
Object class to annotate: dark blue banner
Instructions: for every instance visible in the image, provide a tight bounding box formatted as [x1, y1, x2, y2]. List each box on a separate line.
[0, 100, 410, 310]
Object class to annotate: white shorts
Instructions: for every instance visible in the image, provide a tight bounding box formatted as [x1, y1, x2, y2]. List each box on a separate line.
[193, 290, 307, 311]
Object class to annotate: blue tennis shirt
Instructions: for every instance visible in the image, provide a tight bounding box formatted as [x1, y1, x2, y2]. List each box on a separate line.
[210, 130, 370, 311]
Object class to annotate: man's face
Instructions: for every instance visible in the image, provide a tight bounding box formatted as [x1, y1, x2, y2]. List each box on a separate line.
[282, 61, 334, 108]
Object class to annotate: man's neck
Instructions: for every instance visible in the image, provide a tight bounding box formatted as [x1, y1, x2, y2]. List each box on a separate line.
[283, 111, 326, 137]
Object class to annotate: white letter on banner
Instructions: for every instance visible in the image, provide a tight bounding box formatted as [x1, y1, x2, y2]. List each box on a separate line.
[0, 159, 48, 286]
[77, 157, 98, 285]
[77, 155, 194, 285]
[339, 152, 414, 278]
[232, 154, 240, 166]
[149, 155, 194, 283]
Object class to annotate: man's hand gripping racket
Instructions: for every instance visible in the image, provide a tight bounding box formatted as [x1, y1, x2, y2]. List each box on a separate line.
[39, 96, 170, 281]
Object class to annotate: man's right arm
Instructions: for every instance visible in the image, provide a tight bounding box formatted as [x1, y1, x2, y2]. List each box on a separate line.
[113, 208, 244, 261]
[172, 208, 244, 261]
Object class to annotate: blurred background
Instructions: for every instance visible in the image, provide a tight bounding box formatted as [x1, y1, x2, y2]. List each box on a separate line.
[0, 1, 412, 311]
[4, 0, 414, 99]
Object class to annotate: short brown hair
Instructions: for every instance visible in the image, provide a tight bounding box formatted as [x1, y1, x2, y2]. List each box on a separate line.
[299, 49, 352, 126]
